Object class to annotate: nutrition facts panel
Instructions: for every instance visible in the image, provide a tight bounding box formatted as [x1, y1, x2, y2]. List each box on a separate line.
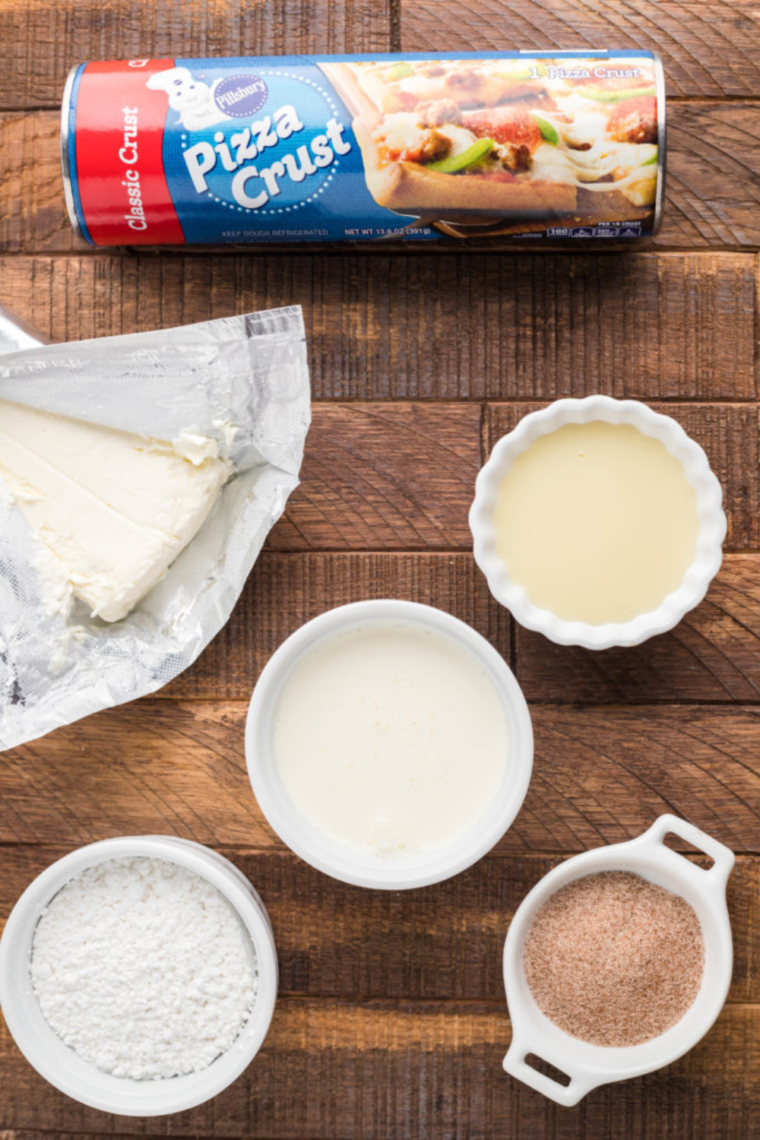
[0, 0, 758, 1137]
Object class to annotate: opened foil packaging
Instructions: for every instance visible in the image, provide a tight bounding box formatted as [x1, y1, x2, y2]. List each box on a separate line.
[0, 306, 310, 749]
[0, 305, 45, 354]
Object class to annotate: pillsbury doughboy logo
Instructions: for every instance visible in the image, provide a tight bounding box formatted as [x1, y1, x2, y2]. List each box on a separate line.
[146, 68, 229, 131]
[214, 74, 268, 118]
[151, 67, 352, 220]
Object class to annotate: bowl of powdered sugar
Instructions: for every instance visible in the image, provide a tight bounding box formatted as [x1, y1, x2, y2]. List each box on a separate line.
[0, 836, 278, 1115]
[502, 814, 734, 1107]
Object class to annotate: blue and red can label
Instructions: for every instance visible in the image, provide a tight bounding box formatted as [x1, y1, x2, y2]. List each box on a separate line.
[62, 53, 664, 244]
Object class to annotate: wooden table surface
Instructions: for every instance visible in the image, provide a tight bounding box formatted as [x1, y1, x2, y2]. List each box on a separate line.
[1, 1, 760, 1137]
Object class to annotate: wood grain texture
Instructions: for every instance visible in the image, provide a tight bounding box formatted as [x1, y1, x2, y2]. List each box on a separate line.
[270, 403, 481, 551]
[400, 0, 760, 99]
[257, 401, 756, 553]
[167, 553, 760, 705]
[2, 848, 758, 1003]
[665, 103, 760, 248]
[487, 403, 760, 551]
[2, 0, 760, 1132]
[0, 115, 64, 253]
[3, 702, 760, 852]
[0, 0, 391, 110]
[0, 0, 757, 107]
[516, 555, 760, 706]
[0, 253, 755, 401]
[4, 104, 760, 252]
[1, 1001, 757, 1138]
[164, 552, 511, 699]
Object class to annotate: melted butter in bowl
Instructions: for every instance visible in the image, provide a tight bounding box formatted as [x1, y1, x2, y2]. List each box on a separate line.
[493, 421, 700, 626]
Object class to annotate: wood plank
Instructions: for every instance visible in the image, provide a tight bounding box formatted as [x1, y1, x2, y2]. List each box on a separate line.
[516, 554, 760, 706]
[170, 553, 760, 705]
[664, 102, 760, 248]
[4, 6, 760, 1138]
[0, 0, 391, 110]
[260, 402, 758, 554]
[3, 104, 760, 252]
[0, 253, 755, 401]
[0, 115, 65, 253]
[0, 392, 748, 560]
[0, 0, 757, 107]
[487, 403, 760, 551]
[164, 552, 511, 699]
[400, 0, 760, 99]
[2, 847, 758, 1004]
[269, 403, 481, 551]
[0, 1000, 757, 1137]
[3, 701, 760, 853]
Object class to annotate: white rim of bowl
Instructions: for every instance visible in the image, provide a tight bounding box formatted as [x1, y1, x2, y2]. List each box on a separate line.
[0, 836, 279, 1116]
[469, 396, 726, 650]
[245, 599, 534, 890]
[501, 815, 735, 1106]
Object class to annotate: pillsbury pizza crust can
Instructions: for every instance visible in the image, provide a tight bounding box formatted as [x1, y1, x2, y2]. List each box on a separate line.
[61, 52, 665, 244]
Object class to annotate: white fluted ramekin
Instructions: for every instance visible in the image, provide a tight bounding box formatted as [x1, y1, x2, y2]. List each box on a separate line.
[470, 396, 726, 650]
[0, 836, 278, 1116]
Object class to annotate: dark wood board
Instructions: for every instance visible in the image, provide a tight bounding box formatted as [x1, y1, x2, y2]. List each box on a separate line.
[1, 0, 759, 1136]
[400, 0, 760, 99]
[0, 254, 755, 401]
[2, 700, 760, 853]
[1, 1002, 758, 1138]
[5, 105, 760, 251]
[160, 551, 760, 705]
[0, 0, 393, 110]
[1, 0, 759, 107]
[1, 848, 758, 1004]
[48, 546, 755, 708]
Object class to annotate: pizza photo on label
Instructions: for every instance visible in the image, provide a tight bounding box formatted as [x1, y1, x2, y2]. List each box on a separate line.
[321, 56, 661, 237]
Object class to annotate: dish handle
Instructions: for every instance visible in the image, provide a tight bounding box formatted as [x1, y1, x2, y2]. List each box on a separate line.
[636, 813, 735, 896]
[503, 1038, 598, 1107]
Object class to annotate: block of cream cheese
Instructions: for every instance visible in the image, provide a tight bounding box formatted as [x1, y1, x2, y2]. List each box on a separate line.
[0, 399, 232, 621]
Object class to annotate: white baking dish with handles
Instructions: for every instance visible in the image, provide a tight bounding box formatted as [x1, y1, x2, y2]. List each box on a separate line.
[0, 835, 279, 1116]
[470, 396, 726, 649]
[503, 814, 734, 1106]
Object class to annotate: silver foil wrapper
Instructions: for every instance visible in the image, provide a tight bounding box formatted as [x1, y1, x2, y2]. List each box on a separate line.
[0, 305, 45, 353]
[0, 306, 310, 749]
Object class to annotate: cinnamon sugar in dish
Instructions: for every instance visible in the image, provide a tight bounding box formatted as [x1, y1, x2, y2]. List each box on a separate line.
[523, 871, 704, 1047]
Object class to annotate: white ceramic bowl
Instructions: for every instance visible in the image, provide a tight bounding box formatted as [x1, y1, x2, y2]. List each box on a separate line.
[503, 814, 734, 1106]
[470, 396, 726, 649]
[0, 836, 278, 1116]
[245, 600, 533, 890]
